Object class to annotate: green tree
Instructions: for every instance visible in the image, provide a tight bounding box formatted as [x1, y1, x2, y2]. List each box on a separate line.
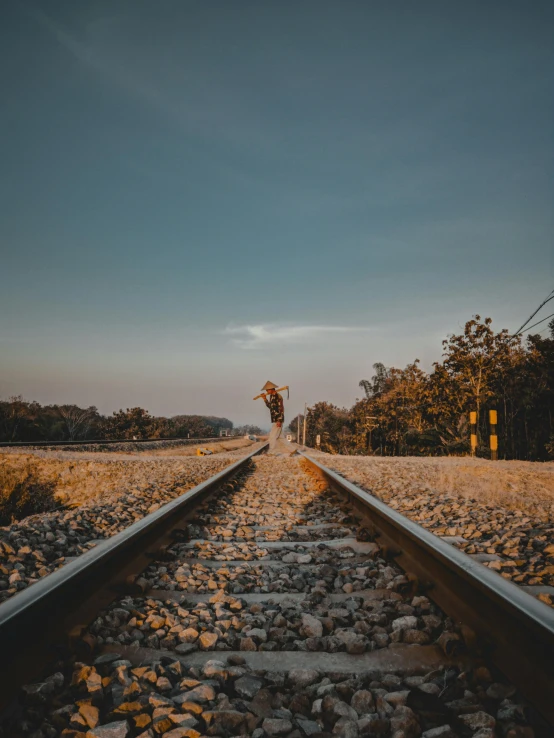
[305, 315, 552, 460]
[103, 407, 155, 439]
[440, 316, 515, 445]
[304, 402, 353, 454]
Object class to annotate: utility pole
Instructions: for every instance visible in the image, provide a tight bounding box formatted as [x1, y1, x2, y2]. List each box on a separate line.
[302, 403, 307, 446]
[489, 410, 498, 461]
[297, 414, 301, 444]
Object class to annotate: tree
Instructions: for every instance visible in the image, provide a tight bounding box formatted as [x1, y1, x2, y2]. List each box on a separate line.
[303, 403, 352, 454]
[0, 398, 240, 445]
[516, 320, 554, 459]
[288, 415, 303, 439]
[103, 407, 154, 440]
[235, 425, 264, 436]
[0, 396, 41, 442]
[441, 316, 515, 442]
[58, 405, 99, 441]
[303, 315, 553, 460]
[169, 415, 228, 438]
[359, 363, 392, 399]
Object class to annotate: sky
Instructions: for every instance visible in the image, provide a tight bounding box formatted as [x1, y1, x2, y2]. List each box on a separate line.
[1, 0, 553, 428]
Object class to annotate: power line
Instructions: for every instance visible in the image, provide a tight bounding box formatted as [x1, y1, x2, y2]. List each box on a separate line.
[536, 324, 554, 338]
[519, 312, 554, 335]
[511, 288, 554, 338]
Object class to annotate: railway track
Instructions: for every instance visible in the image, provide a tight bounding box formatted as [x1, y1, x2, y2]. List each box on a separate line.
[0, 445, 552, 737]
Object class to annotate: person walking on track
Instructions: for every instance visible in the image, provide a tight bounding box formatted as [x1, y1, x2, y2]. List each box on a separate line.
[261, 381, 285, 452]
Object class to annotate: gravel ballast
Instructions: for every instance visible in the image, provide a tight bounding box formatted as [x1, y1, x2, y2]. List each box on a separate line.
[0, 454, 238, 603]
[313, 455, 554, 606]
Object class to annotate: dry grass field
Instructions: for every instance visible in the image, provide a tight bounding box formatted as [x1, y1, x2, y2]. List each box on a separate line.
[0, 452, 181, 516]
[0, 438, 256, 517]
[321, 455, 554, 519]
[142, 437, 255, 457]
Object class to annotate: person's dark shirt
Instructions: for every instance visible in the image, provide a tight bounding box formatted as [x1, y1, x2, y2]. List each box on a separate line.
[264, 393, 284, 423]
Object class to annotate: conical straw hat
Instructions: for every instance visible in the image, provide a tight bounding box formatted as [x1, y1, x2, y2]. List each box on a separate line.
[262, 380, 278, 391]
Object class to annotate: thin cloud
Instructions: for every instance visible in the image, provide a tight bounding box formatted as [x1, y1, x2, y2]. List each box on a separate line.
[224, 323, 371, 349]
[24, 5, 163, 105]
[22, 4, 281, 155]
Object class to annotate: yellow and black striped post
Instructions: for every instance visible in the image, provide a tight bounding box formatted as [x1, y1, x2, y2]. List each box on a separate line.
[489, 409, 498, 461]
[470, 411, 477, 457]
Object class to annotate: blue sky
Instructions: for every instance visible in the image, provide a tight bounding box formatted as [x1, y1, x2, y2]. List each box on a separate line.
[1, 1, 552, 426]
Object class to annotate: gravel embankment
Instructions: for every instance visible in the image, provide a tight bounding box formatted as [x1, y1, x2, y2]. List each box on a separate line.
[8, 456, 536, 738]
[313, 456, 554, 605]
[0, 455, 238, 604]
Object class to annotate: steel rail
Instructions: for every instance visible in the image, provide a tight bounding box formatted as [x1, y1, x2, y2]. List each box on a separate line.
[300, 451, 554, 727]
[0, 436, 237, 448]
[0, 443, 267, 709]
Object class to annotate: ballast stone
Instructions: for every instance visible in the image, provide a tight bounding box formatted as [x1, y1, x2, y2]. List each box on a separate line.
[86, 720, 130, 738]
[421, 726, 458, 738]
[301, 614, 323, 638]
[288, 669, 320, 688]
[391, 615, 418, 631]
[234, 675, 263, 699]
[263, 717, 294, 735]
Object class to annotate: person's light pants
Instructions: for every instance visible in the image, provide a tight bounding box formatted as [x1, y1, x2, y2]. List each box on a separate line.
[268, 422, 282, 451]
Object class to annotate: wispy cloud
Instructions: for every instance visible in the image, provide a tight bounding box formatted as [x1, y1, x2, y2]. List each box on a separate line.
[23, 4, 283, 156]
[224, 323, 371, 349]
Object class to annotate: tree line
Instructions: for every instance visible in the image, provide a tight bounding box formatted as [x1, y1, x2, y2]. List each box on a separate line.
[295, 316, 554, 460]
[0, 400, 240, 443]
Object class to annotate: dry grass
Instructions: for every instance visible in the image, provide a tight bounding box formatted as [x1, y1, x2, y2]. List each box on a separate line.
[320, 455, 554, 520]
[142, 437, 255, 457]
[0, 438, 256, 518]
[431, 459, 554, 514]
[0, 453, 192, 510]
[0, 457, 57, 524]
[0, 445, 247, 514]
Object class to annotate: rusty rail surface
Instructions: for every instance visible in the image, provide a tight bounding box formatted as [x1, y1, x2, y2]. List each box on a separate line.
[300, 451, 554, 727]
[0, 443, 267, 709]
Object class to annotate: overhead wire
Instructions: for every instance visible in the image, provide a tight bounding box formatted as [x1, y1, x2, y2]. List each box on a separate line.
[511, 288, 554, 338]
[536, 325, 554, 338]
[518, 311, 554, 335]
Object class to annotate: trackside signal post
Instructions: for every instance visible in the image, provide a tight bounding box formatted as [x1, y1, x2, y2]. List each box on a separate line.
[489, 409, 498, 461]
[470, 411, 477, 457]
